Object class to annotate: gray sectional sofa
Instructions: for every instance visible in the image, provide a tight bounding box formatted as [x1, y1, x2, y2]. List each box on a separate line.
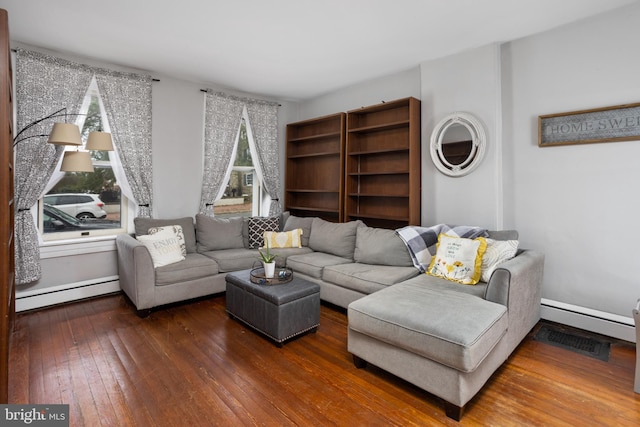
[115, 213, 544, 420]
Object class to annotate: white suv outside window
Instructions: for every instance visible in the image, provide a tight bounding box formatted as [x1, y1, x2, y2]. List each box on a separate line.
[43, 193, 108, 220]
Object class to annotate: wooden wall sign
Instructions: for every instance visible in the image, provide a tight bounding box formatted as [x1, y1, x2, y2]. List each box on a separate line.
[538, 102, 640, 147]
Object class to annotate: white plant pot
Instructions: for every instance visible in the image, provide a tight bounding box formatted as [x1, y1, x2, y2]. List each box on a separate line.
[263, 261, 276, 279]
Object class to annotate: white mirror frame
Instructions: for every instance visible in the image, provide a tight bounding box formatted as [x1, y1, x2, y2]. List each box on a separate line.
[429, 112, 486, 177]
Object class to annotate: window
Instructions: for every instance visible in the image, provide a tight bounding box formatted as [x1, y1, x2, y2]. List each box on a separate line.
[214, 118, 265, 218]
[244, 172, 253, 187]
[39, 78, 127, 241]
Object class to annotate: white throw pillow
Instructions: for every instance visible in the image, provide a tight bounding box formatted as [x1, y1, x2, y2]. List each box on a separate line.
[481, 238, 519, 282]
[137, 227, 185, 268]
[148, 225, 186, 257]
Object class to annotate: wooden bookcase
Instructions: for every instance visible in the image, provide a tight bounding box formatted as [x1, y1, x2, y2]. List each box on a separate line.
[285, 113, 346, 222]
[345, 97, 421, 229]
[0, 8, 14, 403]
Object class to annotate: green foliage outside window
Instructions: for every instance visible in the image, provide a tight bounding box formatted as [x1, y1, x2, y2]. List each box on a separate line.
[51, 95, 117, 195]
[234, 121, 252, 167]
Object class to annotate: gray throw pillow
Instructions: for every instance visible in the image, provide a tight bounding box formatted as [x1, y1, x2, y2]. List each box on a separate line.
[354, 226, 413, 267]
[308, 217, 362, 259]
[195, 214, 244, 252]
[283, 215, 314, 247]
[134, 216, 196, 254]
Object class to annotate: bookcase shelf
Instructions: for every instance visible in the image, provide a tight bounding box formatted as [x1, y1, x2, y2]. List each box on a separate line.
[287, 151, 340, 159]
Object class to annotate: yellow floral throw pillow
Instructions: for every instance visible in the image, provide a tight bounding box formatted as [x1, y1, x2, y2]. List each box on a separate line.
[427, 233, 487, 285]
[263, 229, 303, 249]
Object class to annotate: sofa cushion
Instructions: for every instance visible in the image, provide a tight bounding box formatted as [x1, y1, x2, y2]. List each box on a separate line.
[248, 216, 280, 248]
[269, 247, 314, 264]
[135, 216, 196, 254]
[308, 218, 362, 259]
[348, 280, 508, 373]
[399, 273, 488, 299]
[323, 263, 419, 295]
[286, 252, 352, 279]
[155, 253, 219, 286]
[354, 226, 413, 267]
[283, 215, 314, 247]
[200, 248, 259, 272]
[427, 234, 487, 285]
[196, 214, 244, 252]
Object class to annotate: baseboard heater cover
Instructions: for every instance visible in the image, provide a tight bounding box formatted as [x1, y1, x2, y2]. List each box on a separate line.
[16, 278, 120, 312]
[541, 298, 635, 343]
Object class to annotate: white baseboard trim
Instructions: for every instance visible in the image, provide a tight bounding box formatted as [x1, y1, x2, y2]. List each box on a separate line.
[16, 277, 121, 312]
[541, 298, 636, 343]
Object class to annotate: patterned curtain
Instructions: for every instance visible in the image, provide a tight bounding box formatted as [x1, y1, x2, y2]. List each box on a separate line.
[246, 101, 280, 215]
[200, 91, 280, 216]
[94, 70, 153, 217]
[199, 91, 244, 215]
[14, 49, 93, 285]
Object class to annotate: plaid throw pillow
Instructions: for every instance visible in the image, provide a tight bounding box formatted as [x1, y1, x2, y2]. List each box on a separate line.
[248, 217, 279, 248]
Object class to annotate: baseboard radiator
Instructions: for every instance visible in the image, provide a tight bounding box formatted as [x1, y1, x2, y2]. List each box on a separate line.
[15, 276, 120, 313]
[541, 298, 636, 343]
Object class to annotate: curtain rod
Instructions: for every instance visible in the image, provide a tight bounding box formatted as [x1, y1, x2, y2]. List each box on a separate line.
[10, 48, 160, 82]
[200, 89, 282, 107]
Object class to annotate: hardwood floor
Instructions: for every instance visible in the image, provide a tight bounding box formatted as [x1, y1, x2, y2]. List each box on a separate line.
[8, 293, 640, 426]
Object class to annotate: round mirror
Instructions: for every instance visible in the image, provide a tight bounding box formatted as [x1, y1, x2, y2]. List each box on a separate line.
[429, 112, 486, 177]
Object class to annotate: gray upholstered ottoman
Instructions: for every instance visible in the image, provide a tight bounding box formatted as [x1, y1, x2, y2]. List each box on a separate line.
[225, 269, 320, 345]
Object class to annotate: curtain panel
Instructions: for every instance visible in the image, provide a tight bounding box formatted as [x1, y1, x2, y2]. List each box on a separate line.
[95, 70, 153, 218]
[14, 49, 93, 285]
[200, 91, 280, 216]
[246, 102, 280, 216]
[199, 91, 244, 215]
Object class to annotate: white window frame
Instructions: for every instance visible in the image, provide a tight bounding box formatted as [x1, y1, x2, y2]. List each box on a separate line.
[38, 79, 129, 242]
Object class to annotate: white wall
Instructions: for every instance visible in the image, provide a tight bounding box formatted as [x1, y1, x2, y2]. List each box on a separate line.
[297, 66, 421, 121]
[503, 3, 640, 337]
[421, 44, 502, 229]
[151, 77, 206, 218]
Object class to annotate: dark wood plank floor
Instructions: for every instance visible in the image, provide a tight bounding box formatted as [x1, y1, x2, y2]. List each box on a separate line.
[8, 293, 640, 426]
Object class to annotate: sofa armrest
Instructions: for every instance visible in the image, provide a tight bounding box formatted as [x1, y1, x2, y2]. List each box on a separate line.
[116, 234, 156, 310]
[486, 249, 545, 351]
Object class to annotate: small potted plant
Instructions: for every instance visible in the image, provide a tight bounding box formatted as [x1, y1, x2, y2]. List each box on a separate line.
[258, 241, 277, 278]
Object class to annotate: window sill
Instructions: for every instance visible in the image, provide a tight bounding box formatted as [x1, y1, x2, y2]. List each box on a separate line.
[40, 234, 119, 259]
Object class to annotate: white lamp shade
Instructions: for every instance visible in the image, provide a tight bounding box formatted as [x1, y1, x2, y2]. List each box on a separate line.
[48, 123, 82, 146]
[86, 131, 114, 151]
[60, 151, 94, 172]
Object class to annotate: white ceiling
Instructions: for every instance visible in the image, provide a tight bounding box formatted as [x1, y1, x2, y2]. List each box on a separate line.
[0, 0, 636, 101]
